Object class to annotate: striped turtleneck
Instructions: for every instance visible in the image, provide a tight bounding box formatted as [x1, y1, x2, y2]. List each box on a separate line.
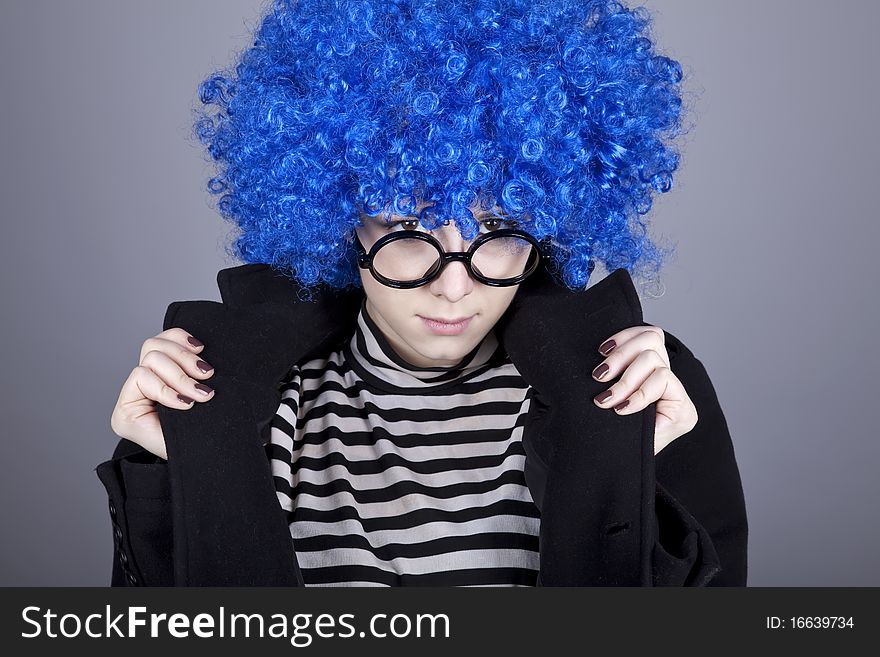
[266, 299, 541, 587]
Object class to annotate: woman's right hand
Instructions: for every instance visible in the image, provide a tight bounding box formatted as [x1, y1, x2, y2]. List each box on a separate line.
[110, 328, 215, 460]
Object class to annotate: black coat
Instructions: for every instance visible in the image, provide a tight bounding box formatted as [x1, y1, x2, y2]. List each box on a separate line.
[95, 263, 748, 587]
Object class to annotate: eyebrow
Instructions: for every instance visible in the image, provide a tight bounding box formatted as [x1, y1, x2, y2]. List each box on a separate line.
[475, 211, 512, 220]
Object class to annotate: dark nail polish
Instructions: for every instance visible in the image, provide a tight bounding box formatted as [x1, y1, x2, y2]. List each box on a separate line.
[592, 363, 609, 380]
[194, 383, 214, 395]
[177, 394, 194, 404]
[187, 336, 204, 348]
[594, 390, 613, 404]
[599, 339, 616, 356]
[613, 400, 630, 412]
[196, 360, 214, 374]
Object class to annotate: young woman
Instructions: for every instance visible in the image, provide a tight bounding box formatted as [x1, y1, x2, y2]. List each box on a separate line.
[99, 0, 747, 587]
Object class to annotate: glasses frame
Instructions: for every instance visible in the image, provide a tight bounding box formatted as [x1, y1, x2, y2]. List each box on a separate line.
[354, 227, 547, 289]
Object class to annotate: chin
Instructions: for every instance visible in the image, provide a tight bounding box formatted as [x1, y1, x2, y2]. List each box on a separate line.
[425, 338, 477, 359]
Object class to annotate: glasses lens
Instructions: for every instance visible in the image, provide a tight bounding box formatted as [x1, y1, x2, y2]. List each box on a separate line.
[472, 234, 537, 282]
[372, 237, 442, 283]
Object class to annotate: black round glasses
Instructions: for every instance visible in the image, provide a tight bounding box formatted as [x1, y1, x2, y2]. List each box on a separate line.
[354, 227, 546, 289]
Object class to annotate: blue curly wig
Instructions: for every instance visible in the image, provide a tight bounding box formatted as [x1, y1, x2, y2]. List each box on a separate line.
[192, 0, 689, 293]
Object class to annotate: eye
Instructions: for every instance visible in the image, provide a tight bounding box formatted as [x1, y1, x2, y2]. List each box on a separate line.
[386, 218, 421, 231]
[479, 216, 517, 232]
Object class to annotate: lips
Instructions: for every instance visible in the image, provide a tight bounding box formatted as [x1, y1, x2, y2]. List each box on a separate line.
[418, 314, 474, 336]
[421, 316, 473, 324]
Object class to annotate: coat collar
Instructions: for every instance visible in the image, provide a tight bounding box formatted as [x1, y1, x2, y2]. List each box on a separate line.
[156, 263, 656, 586]
[176, 262, 649, 443]
[206, 261, 643, 387]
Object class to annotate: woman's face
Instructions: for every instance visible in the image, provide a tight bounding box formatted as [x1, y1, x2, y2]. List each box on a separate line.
[354, 204, 522, 368]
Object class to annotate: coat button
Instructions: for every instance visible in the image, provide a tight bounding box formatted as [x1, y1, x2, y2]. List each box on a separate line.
[119, 551, 128, 566]
[113, 525, 123, 542]
[126, 572, 138, 585]
[109, 501, 117, 518]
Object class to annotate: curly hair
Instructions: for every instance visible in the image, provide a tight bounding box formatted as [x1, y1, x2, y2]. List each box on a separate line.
[192, 0, 690, 293]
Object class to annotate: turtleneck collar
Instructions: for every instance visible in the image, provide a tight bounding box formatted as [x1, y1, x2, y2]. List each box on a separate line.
[342, 298, 505, 392]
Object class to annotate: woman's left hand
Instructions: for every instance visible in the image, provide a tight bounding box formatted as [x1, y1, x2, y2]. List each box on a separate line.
[591, 326, 698, 456]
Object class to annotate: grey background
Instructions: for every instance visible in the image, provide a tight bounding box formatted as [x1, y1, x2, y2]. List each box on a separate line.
[1, 0, 877, 586]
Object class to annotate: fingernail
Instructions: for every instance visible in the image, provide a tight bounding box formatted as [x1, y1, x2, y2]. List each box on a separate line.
[599, 339, 616, 356]
[594, 390, 613, 404]
[194, 383, 214, 395]
[196, 359, 214, 374]
[177, 394, 194, 404]
[592, 363, 609, 380]
[613, 400, 630, 412]
[188, 336, 204, 348]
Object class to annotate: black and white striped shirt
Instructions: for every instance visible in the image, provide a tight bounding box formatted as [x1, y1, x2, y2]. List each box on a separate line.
[266, 300, 540, 586]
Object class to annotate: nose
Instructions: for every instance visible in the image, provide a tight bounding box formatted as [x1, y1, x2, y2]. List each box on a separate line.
[428, 259, 474, 302]
[428, 228, 474, 302]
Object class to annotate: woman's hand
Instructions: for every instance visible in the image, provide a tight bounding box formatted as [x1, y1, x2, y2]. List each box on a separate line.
[590, 326, 698, 456]
[109, 328, 215, 460]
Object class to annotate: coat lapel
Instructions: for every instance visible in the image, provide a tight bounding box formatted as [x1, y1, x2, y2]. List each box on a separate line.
[157, 263, 654, 586]
[496, 265, 655, 585]
[155, 267, 361, 586]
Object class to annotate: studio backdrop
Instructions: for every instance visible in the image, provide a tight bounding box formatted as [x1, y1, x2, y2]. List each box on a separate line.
[0, 0, 877, 586]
